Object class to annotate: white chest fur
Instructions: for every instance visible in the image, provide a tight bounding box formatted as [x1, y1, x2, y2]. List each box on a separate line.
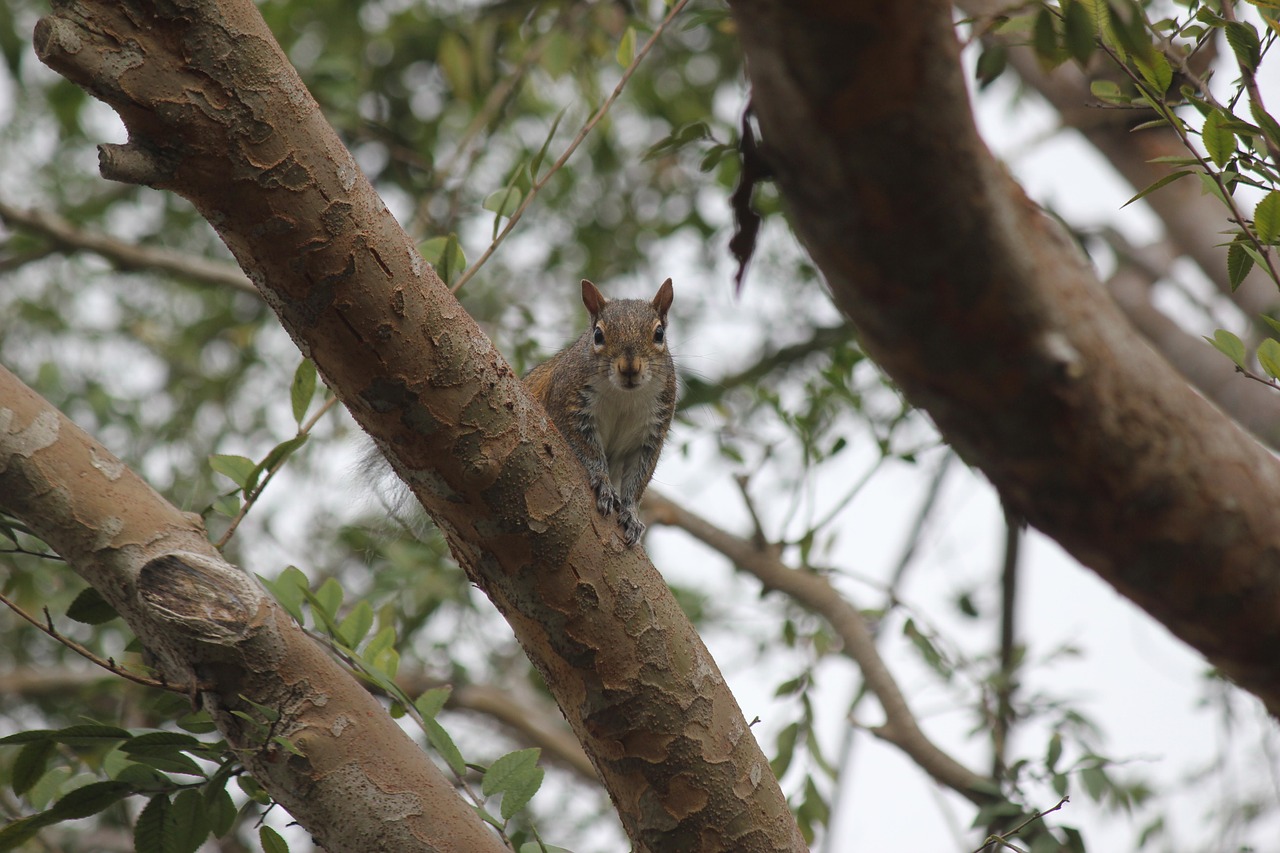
[587, 373, 663, 489]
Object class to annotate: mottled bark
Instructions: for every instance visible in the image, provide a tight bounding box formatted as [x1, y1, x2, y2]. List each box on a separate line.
[0, 365, 504, 853]
[727, 0, 1280, 716]
[33, 0, 803, 849]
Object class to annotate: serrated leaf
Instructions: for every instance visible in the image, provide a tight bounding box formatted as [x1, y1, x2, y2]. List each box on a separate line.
[170, 789, 209, 853]
[364, 624, 397, 661]
[259, 825, 289, 853]
[1260, 314, 1280, 339]
[1254, 191, 1280, 243]
[134, 794, 175, 853]
[51, 724, 132, 746]
[65, 586, 119, 625]
[259, 436, 307, 482]
[1205, 328, 1247, 367]
[338, 600, 374, 648]
[1258, 339, 1280, 379]
[1227, 242, 1255, 290]
[290, 359, 317, 424]
[422, 717, 466, 777]
[482, 748, 541, 798]
[1202, 110, 1236, 167]
[498, 765, 543, 820]
[205, 788, 236, 838]
[0, 729, 55, 746]
[49, 780, 134, 820]
[1134, 50, 1172, 93]
[313, 577, 344, 623]
[122, 732, 204, 755]
[414, 686, 452, 720]
[1062, 0, 1096, 63]
[208, 454, 256, 490]
[1122, 170, 1192, 208]
[615, 26, 636, 67]
[1030, 8, 1063, 70]
[0, 814, 52, 850]
[1224, 21, 1261, 71]
[12, 739, 55, 797]
[122, 751, 204, 777]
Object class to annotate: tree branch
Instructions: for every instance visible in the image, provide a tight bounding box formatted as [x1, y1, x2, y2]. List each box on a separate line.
[0, 198, 255, 294]
[728, 0, 1280, 717]
[644, 491, 1000, 805]
[0, 364, 505, 852]
[32, 1, 803, 848]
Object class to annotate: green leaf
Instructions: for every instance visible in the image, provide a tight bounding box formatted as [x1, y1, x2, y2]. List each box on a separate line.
[0, 730, 55, 746]
[338, 600, 375, 647]
[770, 721, 799, 779]
[414, 685, 452, 720]
[1121, 170, 1192, 208]
[1202, 110, 1236, 167]
[313, 577, 344, 623]
[976, 42, 1009, 87]
[271, 735, 305, 757]
[1062, 0, 1096, 64]
[66, 585, 118, 625]
[170, 789, 210, 853]
[259, 825, 290, 853]
[498, 764, 543, 820]
[1134, 50, 1172, 94]
[208, 454, 256, 490]
[264, 565, 309, 624]
[1030, 8, 1063, 70]
[12, 739, 55, 797]
[1046, 732, 1063, 772]
[1205, 328, 1247, 367]
[205, 788, 237, 838]
[1259, 339, 1280, 380]
[422, 717, 466, 777]
[903, 618, 952, 680]
[1224, 21, 1261, 71]
[1254, 191, 1280, 244]
[482, 748, 545, 817]
[482, 187, 522, 219]
[420, 234, 467, 285]
[364, 624, 397, 662]
[50, 724, 132, 747]
[615, 26, 636, 67]
[258, 435, 308, 480]
[0, 814, 53, 850]
[437, 32, 472, 100]
[1089, 79, 1127, 105]
[49, 780, 134, 820]
[134, 794, 175, 853]
[290, 358, 317, 424]
[1227, 242, 1255, 291]
[211, 495, 240, 517]
[1260, 314, 1280, 339]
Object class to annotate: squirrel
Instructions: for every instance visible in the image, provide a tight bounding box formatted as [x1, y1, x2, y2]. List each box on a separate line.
[525, 278, 676, 547]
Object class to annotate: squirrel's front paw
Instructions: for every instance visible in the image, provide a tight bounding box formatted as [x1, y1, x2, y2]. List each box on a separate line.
[617, 507, 645, 547]
[589, 475, 623, 517]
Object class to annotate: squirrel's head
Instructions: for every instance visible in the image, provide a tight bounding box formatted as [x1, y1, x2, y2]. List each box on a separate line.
[582, 278, 673, 391]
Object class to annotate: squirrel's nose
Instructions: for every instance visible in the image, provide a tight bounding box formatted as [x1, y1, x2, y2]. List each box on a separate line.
[618, 359, 643, 386]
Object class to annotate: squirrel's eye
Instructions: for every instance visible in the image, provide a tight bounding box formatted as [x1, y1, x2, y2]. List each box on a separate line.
[593, 327, 605, 347]
[653, 325, 665, 345]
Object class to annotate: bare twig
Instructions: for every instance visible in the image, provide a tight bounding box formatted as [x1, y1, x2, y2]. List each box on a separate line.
[644, 490, 1000, 805]
[972, 796, 1070, 853]
[0, 198, 256, 294]
[450, 0, 692, 293]
[0, 589, 180, 692]
[215, 395, 339, 548]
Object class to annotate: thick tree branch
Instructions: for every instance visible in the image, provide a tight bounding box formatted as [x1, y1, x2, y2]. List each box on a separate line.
[728, 0, 1280, 717]
[32, 1, 802, 849]
[0, 364, 505, 852]
[644, 491, 999, 805]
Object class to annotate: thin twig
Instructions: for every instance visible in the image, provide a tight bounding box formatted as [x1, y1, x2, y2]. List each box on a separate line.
[0, 589, 180, 692]
[450, 0, 692, 293]
[215, 395, 340, 548]
[1220, 0, 1280, 165]
[972, 796, 1070, 853]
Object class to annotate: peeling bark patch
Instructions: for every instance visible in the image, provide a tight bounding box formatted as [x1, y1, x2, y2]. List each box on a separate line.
[732, 760, 763, 798]
[662, 773, 709, 819]
[0, 408, 59, 467]
[330, 715, 352, 736]
[88, 446, 126, 480]
[259, 153, 310, 191]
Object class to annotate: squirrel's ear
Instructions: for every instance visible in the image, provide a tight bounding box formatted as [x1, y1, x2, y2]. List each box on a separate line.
[652, 278, 673, 318]
[581, 279, 607, 316]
